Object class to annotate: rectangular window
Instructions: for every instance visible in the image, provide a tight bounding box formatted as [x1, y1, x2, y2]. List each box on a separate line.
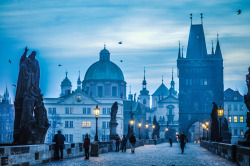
[102, 121, 106, 129]
[107, 122, 110, 128]
[234, 129, 237, 135]
[234, 105, 238, 111]
[234, 116, 238, 122]
[240, 105, 244, 111]
[48, 108, 52, 114]
[228, 105, 231, 111]
[240, 129, 244, 136]
[65, 134, 68, 142]
[189, 79, 192, 85]
[65, 108, 69, 114]
[229, 116, 231, 123]
[103, 108, 106, 114]
[83, 108, 86, 114]
[65, 121, 69, 128]
[107, 108, 111, 115]
[69, 134, 73, 142]
[112, 86, 117, 97]
[102, 135, 106, 141]
[70, 121, 73, 128]
[70, 108, 74, 114]
[204, 79, 208, 85]
[52, 108, 56, 114]
[240, 116, 244, 122]
[82, 121, 86, 127]
[87, 108, 91, 114]
[87, 121, 91, 127]
[98, 86, 103, 97]
[106, 135, 110, 141]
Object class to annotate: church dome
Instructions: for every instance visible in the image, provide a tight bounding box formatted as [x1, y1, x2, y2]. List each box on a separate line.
[84, 46, 124, 81]
[61, 72, 72, 86]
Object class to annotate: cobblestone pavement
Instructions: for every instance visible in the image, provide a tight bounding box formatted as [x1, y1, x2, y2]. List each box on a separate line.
[41, 143, 237, 166]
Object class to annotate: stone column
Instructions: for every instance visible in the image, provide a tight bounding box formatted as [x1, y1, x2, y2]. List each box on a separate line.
[110, 120, 118, 140]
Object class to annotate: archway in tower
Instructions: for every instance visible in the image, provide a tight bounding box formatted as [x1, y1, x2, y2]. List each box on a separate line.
[187, 121, 204, 143]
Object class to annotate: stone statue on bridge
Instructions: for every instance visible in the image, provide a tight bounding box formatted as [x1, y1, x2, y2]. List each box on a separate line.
[110, 102, 118, 140]
[13, 47, 50, 145]
[210, 102, 219, 142]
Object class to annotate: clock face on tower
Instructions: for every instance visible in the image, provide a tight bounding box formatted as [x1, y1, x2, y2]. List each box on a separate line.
[77, 96, 82, 102]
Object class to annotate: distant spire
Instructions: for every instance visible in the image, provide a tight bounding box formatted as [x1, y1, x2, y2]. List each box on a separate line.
[65, 70, 68, 78]
[215, 33, 222, 59]
[201, 13, 203, 24]
[144, 66, 146, 80]
[178, 41, 181, 59]
[182, 46, 184, 58]
[129, 85, 131, 94]
[104, 44, 106, 49]
[172, 67, 174, 81]
[162, 75, 163, 84]
[170, 69, 176, 95]
[142, 67, 147, 89]
[190, 13, 192, 25]
[211, 40, 214, 55]
[78, 71, 80, 79]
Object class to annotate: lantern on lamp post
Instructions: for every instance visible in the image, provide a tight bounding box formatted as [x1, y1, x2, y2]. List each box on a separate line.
[94, 105, 100, 141]
[138, 123, 142, 140]
[217, 106, 224, 142]
[145, 124, 149, 139]
[205, 121, 209, 141]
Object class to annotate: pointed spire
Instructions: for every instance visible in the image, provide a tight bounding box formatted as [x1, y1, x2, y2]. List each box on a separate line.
[182, 46, 184, 58]
[201, 13, 203, 24]
[78, 71, 80, 80]
[178, 41, 181, 59]
[170, 69, 176, 95]
[171, 67, 174, 81]
[215, 33, 222, 59]
[144, 66, 146, 81]
[162, 75, 163, 84]
[190, 13, 192, 25]
[65, 70, 68, 78]
[104, 44, 106, 49]
[211, 40, 214, 55]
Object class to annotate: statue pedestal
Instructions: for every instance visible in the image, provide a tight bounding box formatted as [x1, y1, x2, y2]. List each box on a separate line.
[110, 120, 118, 140]
[90, 141, 99, 156]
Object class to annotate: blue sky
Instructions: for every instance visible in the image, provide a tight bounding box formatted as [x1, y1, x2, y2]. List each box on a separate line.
[0, 0, 249, 100]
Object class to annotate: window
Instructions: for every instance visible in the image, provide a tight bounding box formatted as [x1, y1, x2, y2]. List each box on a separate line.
[240, 105, 244, 111]
[102, 135, 106, 141]
[240, 129, 244, 136]
[87, 121, 91, 127]
[65, 121, 69, 128]
[87, 108, 91, 114]
[228, 117, 231, 123]
[234, 116, 238, 122]
[65, 108, 69, 114]
[69, 134, 73, 142]
[83, 108, 86, 114]
[107, 108, 111, 115]
[98, 86, 103, 97]
[143, 99, 146, 105]
[234, 129, 238, 135]
[103, 108, 106, 114]
[112, 86, 117, 97]
[228, 105, 231, 111]
[65, 134, 68, 142]
[70, 108, 74, 114]
[204, 79, 208, 85]
[48, 108, 52, 114]
[234, 105, 238, 111]
[102, 122, 106, 129]
[82, 121, 86, 127]
[70, 121, 73, 128]
[52, 108, 56, 114]
[234, 97, 237, 101]
[240, 116, 244, 122]
[107, 122, 110, 128]
[106, 135, 110, 141]
[82, 134, 85, 142]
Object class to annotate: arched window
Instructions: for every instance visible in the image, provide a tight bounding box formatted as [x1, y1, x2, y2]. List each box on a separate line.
[143, 99, 147, 105]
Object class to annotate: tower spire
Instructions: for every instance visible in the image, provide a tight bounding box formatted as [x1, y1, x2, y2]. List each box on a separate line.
[215, 33, 222, 59]
[142, 67, 147, 90]
[190, 13, 192, 25]
[201, 13, 203, 24]
[211, 40, 214, 55]
[65, 70, 68, 78]
[172, 67, 174, 81]
[162, 75, 163, 84]
[178, 41, 181, 59]
[182, 46, 184, 58]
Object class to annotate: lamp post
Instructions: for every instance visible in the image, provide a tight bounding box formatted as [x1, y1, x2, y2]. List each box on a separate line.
[166, 128, 169, 139]
[218, 106, 224, 142]
[202, 123, 206, 139]
[145, 124, 149, 139]
[205, 122, 209, 141]
[152, 125, 155, 139]
[138, 123, 142, 140]
[94, 105, 100, 141]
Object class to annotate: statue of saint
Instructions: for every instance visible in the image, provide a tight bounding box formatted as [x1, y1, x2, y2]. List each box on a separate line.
[111, 102, 118, 121]
[247, 67, 250, 95]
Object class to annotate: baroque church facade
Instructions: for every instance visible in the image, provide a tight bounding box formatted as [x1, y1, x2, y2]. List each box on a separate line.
[44, 46, 126, 143]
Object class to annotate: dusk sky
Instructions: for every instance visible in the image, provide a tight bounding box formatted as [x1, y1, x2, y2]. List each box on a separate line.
[0, 0, 249, 101]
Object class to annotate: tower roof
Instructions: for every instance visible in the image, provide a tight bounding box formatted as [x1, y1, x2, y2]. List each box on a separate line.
[152, 83, 169, 96]
[61, 71, 72, 87]
[186, 24, 207, 59]
[215, 35, 222, 59]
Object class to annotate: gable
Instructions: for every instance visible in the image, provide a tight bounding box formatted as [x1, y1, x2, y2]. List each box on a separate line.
[58, 92, 99, 105]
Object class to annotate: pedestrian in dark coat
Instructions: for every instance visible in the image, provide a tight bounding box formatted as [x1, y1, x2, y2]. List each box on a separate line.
[121, 135, 127, 152]
[179, 132, 188, 154]
[169, 137, 173, 147]
[115, 134, 121, 152]
[53, 131, 65, 161]
[83, 133, 90, 159]
[129, 134, 136, 153]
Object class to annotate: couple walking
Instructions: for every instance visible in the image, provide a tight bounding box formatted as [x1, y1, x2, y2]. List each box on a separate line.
[115, 134, 136, 153]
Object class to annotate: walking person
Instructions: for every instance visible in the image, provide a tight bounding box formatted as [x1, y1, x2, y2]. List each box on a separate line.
[129, 134, 136, 153]
[53, 131, 65, 161]
[169, 137, 173, 147]
[179, 132, 188, 154]
[83, 133, 90, 159]
[121, 135, 127, 152]
[154, 135, 157, 145]
[115, 134, 121, 152]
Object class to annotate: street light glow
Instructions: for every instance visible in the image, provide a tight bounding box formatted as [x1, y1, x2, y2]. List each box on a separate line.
[138, 123, 142, 128]
[94, 105, 100, 117]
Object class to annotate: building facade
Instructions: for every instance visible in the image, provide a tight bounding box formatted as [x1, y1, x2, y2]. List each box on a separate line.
[224, 88, 248, 144]
[44, 46, 126, 143]
[177, 18, 224, 136]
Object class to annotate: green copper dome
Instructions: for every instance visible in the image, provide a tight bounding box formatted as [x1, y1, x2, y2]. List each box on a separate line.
[84, 47, 124, 81]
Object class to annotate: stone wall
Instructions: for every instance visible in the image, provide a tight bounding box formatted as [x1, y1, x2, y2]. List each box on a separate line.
[0, 139, 167, 166]
[200, 141, 250, 166]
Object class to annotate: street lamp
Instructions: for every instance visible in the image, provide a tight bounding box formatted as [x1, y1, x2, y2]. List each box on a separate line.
[205, 122, 209, 141]
[94, 105, 100, 141]
[130, 119, 134, 126]
[152, 125, 155, 139]
[165, 128, 169, 139]
[145, 124, 149, 139]
[202, 123, 207, 139]
[138, 123, 142, 140]
[218, 106, 224, 142]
